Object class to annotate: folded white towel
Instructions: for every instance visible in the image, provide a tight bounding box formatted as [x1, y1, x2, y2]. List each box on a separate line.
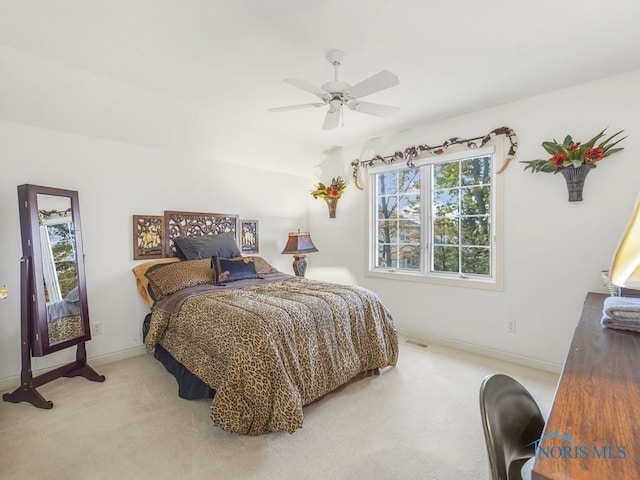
[603, 296, 640, 319]
[601, 314, 640, 332]
[601, 296, 640, 331]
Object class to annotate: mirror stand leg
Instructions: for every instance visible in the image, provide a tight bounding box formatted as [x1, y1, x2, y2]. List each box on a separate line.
[3, 385, 53, 409]
[63, 342, 105, 383]
[64, 363, 106, 383]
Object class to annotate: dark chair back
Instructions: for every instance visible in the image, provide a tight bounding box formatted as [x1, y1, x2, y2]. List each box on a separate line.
[479, 373, 545, 480]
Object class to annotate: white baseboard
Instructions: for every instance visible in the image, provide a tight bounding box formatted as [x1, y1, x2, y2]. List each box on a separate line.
[1, 332, 560, 393]
[398, 328, 562, 374]
[0, 344, 147, 393]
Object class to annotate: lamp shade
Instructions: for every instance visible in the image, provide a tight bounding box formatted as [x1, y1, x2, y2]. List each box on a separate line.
[609, 193, 640, 289]
[281, 231, 318, 254]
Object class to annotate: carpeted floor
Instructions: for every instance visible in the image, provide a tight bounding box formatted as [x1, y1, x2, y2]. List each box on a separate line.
[0, 338, 558, 480]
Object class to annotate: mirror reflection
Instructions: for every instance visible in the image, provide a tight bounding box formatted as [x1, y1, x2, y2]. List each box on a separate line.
[37, 194, 84, 345]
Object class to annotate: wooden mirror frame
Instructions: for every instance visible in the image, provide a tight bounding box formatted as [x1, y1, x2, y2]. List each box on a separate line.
[3, 184, 104, 409]
[22, 184, 90, 355]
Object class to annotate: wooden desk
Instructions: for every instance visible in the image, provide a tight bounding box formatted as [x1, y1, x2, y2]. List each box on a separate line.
[532, 292, 640, 479]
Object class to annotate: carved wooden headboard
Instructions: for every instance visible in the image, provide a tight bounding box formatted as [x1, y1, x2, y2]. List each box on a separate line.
[164, 210, 240, 258]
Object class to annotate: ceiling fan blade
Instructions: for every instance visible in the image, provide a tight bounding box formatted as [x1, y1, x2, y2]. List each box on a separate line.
[350, 100, 399, 118]
[322, 108, 341, 130]
[284, 78, 328, 98]
[268, 102, 325, 112]
[348, 70, 399, 99]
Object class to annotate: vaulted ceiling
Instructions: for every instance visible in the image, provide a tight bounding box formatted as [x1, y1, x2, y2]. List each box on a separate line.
[1, 0, 639, 174]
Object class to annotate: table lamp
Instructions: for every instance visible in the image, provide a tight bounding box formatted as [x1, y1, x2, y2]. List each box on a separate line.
[281, 230, 318, 277]
[601, 193, 640, 331]
[609, 192, 640, 295]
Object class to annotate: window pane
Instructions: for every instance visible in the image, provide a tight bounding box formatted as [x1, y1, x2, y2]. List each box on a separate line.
[433, 188, 459, 216]
[399, 194, 420, 221]
[377, 172, 398, 195]
[433, 245, 459, 273]
[461, 186, 490, 215]
[461, 217, 490, 246]
[378, 220, 397, 244]
[399, 220, 420, 242]
[374, 168, 422, 271]
[433, 218, 459, 245]
[461, 156, 491, 186]
[462, 247, 490, 275]
[398, 169, 420, 193]
[377, 196, 396, 219]
[433, 162, 459, 189]
[377, 244, 397, 268]
[398, 245, 421, 270]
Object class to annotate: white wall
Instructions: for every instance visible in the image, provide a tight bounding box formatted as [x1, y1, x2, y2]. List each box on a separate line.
[309, 69, 640, 369]
[0, 122, 310, 380]
[2, 67, 638, 384]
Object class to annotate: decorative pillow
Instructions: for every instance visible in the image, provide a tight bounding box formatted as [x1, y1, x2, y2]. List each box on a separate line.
[211, 256, 261, 284]
[132, 258, 181, 307]
[174, 233, 241, 260]
[145, 258, 213, 302]
[250, 256, 279, 274]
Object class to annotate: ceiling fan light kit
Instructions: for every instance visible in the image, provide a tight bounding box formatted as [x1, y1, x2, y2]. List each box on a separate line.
[269, 50, 399, 130]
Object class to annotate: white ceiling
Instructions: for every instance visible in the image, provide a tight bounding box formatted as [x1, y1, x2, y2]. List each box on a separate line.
[1, 0, 640, 174]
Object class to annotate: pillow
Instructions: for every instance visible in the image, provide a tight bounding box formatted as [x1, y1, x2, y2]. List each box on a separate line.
[250, 256, 279, 274]
[174, 233, 241, 260]
[211, 256, 261, 284]
[132, 258, 181, 307]
[145, 258, 213, 301]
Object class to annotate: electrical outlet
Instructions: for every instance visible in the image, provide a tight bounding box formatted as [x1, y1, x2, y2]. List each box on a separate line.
[507, 319, 516, 334]
[93, 322, 103, 335]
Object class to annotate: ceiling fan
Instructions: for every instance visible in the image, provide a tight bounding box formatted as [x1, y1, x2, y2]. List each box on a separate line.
[268, 50, 400, 130]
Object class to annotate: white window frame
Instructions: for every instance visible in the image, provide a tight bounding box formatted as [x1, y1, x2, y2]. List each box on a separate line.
[366, 143, 504, 291]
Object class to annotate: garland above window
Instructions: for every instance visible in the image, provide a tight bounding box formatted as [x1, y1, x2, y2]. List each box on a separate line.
[351, 126, 517, 189]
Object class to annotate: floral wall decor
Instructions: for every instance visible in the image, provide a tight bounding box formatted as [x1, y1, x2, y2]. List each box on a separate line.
[521, 128, 626, 201]
[310, 176, 347, 218]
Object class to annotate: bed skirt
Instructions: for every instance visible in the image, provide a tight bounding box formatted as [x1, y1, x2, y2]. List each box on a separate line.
[144, 314, 214, 400]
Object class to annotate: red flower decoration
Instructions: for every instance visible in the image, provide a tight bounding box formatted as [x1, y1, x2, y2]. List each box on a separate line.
[585, 147, 604, 163]
[326, 187, 341, 198]
[521, 128, 625, 173]
[551, 152, 566, 168]
[310, 176, 347, 200]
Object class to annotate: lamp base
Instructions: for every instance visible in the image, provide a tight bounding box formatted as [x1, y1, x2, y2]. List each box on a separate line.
[292, 254, 308, 277]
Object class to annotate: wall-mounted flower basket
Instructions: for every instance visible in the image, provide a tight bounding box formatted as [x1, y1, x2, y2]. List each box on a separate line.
[311, 176, 346, 218]
[560, 164, 594, 202]
[324, 197, 338, 218]
[521, 128, 626, 202]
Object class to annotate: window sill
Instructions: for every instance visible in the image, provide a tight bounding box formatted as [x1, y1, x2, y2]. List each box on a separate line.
[365, 269, 503, 291]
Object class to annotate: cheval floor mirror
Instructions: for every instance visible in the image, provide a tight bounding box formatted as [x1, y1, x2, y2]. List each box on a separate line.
[3, 184, 104, 409]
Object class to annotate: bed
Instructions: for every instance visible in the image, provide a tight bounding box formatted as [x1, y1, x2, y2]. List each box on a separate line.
[135, 211, 398, 436]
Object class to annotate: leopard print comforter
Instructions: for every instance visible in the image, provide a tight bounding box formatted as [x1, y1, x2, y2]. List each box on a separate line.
[144, 276, 398, 435]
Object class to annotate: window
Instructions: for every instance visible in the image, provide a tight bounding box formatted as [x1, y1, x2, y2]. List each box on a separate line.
[368, 145, 503, 290]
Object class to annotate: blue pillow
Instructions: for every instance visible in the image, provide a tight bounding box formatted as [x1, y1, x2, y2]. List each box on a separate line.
[175, 233, 241, 260]
[211, 256, 261, 284]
